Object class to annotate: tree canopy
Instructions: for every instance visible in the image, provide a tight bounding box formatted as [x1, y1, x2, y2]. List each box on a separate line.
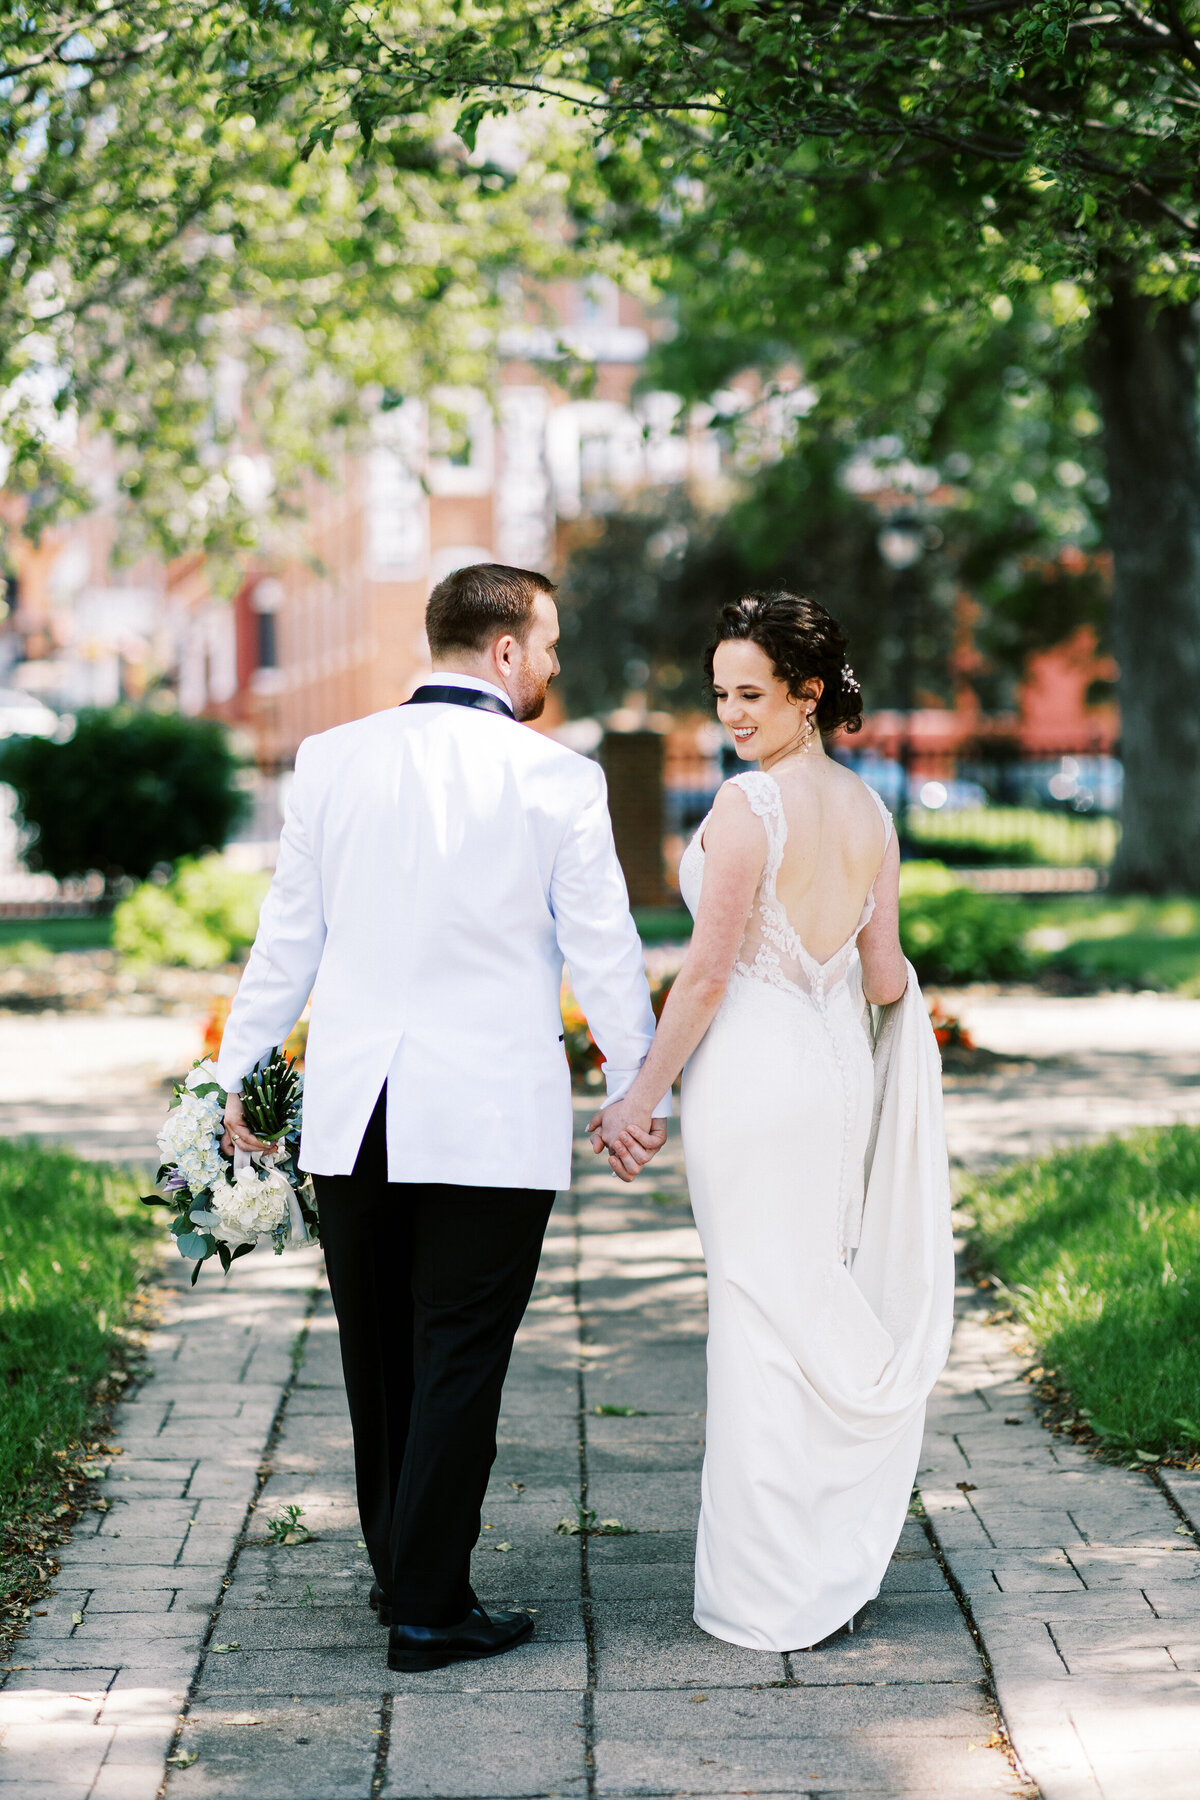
[230, 1, 1200, 297]
[6, 2, 1200, 886]
[0, 2, 604, 571]
[297, 0, 1191, 892]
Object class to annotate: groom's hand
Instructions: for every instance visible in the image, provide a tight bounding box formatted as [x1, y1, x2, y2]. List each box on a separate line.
[221, 1092, 281, 1158]
[587, 1103, 666, 1183]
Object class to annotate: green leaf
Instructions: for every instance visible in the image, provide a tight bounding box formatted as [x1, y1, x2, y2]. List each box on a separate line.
[176, 1231, 211, 1261]
[456, 101, 490, 154]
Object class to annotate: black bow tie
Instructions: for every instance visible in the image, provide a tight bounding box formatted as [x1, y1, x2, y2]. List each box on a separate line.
[403, 684, 516, 721]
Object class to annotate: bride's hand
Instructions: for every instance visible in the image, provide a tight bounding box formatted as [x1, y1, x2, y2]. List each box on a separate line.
[587, 1100, 664, 1182]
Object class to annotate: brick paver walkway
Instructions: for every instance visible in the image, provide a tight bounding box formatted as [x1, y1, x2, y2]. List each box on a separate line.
[4, 995, 1200, 1797]
[933, 992, 1200, 1800]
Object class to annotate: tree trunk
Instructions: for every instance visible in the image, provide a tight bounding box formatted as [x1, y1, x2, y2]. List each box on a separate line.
[1087, 280, 1200, 893]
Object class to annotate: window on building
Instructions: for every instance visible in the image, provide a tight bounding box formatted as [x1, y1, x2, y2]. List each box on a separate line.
[256, 609, 278, 670]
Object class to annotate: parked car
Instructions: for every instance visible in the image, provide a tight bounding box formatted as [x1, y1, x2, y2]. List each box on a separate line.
[910, 776, 989, 812]
[1013, 755, 1123, 814]
[833, 753, 986, 813]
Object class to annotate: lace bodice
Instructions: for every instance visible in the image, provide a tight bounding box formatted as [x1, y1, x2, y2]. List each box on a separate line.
[677, 769, 893, 1009]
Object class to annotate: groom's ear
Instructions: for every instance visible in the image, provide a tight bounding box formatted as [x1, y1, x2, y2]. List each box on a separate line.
[490, 632, 523, 684]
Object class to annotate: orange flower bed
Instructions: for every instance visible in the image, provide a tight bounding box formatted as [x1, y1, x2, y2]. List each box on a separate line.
[927, 999, 975, 1052]
[560, 965, 678, 1089]
[200, 994, 308, 1069]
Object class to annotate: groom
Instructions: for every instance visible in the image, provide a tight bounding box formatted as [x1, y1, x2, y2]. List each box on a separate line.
[216, 562, 668, 1672]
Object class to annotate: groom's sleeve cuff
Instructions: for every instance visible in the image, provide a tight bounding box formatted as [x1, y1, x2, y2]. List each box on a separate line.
[602, 1066, 674, 1119]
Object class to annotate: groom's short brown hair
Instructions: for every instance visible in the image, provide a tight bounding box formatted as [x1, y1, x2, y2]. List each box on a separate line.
[426, 563, 557, 657]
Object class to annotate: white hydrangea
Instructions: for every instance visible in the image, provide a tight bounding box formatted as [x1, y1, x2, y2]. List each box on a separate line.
[184, 1059, 221, 1094]
[209, 1165, 294, 1247]
[157, 1088, 226, 1196]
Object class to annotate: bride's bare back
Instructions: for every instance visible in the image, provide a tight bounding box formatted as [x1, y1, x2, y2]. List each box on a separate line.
[701, 759, 904, 1007]
[768, 759, 890, 962]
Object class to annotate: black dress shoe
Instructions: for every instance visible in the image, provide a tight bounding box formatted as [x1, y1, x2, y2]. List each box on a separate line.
[387, 1604, 534, 1672]
[368, 1582, 392, 1627]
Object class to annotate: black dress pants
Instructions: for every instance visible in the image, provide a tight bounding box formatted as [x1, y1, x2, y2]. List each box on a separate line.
[313, 1087, 554, 1627]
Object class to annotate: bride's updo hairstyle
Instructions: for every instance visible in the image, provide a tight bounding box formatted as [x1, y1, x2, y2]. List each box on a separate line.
[705, 591, 864, 736]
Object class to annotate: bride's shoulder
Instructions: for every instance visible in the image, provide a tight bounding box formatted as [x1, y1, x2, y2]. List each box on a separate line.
[837, 765, 894, 828]
[700, 772, 778, 860]
[718, 768, 780, 820]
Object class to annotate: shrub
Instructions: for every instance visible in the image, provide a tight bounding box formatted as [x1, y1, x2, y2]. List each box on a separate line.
[113, 856, 269, 968]
[899, 861, 1032, 983]
[901, 834, 1040, 867]
[0, 706, 249, 888]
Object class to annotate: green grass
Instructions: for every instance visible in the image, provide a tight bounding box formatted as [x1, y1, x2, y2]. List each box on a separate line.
[905, 805, 1119, 868]
[0, 1142, 157, 1572]
[1026, 894, 1200, 993]
[0, 916, 112, 958]
[966, 1125, 1200, 1461]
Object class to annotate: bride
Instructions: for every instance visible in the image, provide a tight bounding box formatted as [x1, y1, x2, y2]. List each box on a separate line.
[594, 591, 954, 1653]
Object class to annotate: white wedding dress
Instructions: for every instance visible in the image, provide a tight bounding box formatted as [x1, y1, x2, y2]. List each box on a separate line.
[677, 769, 954, 1652]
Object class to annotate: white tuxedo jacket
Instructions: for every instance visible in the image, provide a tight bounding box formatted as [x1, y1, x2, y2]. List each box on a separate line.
[215, 679, 665, 1190]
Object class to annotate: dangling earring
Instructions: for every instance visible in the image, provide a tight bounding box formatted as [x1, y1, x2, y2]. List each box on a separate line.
[801, 708, 816, 754]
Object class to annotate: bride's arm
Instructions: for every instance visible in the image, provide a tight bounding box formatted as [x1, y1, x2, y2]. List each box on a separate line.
[595, 786, 766, 1152]
[858, 831, 908, 1005]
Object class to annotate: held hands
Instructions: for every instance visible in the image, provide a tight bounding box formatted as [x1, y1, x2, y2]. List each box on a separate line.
[586, 1098, 667, 1183]
[220, 1091, 282, 1159]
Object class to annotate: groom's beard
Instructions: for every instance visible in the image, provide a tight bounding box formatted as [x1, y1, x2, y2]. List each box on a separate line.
[513, 675, 551, 722]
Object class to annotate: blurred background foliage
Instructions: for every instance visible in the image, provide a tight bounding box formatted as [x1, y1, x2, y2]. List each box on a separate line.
[0, 709, 248, 889]
[0, 3, 625, 578]
[112, 856, 269, 968]
[0, 0, 1138, 677]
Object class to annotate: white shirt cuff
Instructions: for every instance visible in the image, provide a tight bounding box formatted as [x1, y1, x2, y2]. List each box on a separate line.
[602, 1065, 674, 1119]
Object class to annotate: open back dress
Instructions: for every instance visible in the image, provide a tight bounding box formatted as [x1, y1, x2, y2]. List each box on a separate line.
[677, 768, 953, 1651]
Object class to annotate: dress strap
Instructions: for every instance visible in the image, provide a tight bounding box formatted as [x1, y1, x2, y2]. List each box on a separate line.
[727, 771, 786, 882]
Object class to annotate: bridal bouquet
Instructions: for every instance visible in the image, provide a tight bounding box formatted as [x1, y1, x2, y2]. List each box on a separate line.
[144, 1049, 319, 1285]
